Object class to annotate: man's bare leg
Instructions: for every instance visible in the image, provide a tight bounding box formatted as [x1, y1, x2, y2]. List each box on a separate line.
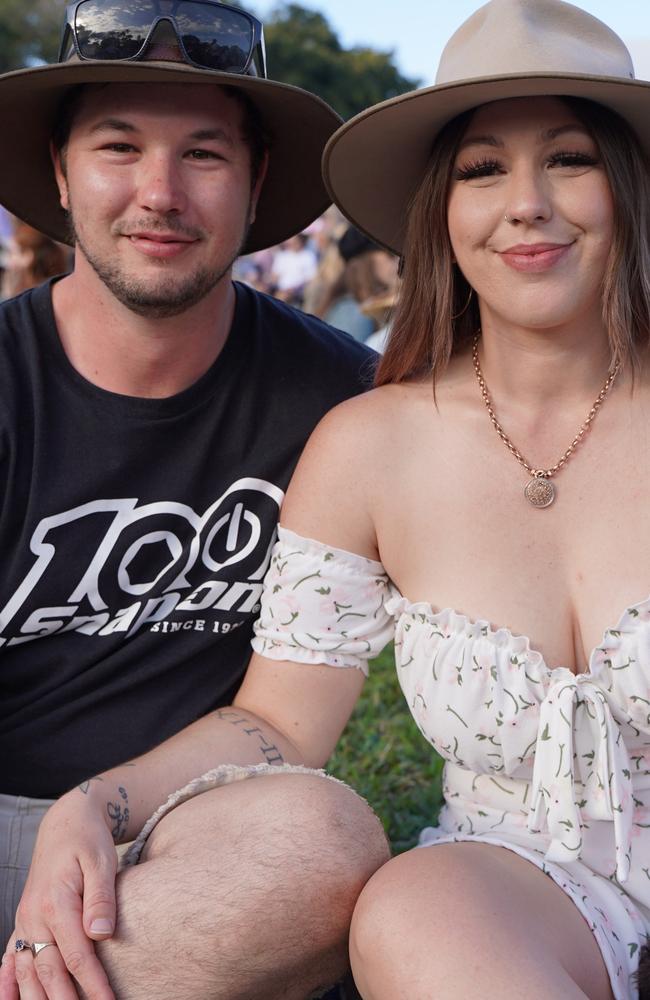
[89, 773, 389, 1000]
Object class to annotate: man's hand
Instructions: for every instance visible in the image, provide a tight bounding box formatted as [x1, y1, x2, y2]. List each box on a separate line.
[1, 792, 117, 1000]
[0, 672, 361, 1000]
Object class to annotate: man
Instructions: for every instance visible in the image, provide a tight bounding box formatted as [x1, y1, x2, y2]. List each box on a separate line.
[0, 4, 388, 998]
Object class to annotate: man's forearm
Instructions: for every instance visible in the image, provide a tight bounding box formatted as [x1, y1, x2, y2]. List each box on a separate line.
[67, 706, 304, 843]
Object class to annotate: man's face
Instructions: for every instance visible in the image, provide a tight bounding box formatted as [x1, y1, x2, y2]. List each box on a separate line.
[53, 82, 265, 318]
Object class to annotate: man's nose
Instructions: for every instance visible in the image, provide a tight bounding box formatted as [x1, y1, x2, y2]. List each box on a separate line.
[137, 154, 187, 215]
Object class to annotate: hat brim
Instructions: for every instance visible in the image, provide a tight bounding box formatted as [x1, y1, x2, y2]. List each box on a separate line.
[0, 60, 342, 253]
[323, 72, 650, 255]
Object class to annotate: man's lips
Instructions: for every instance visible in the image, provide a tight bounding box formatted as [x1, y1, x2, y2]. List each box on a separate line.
[125, 232, 197, 259]
[498, 242, 573, 272]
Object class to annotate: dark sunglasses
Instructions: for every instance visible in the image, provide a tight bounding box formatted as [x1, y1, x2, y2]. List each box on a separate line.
[58, 0, 267, 77]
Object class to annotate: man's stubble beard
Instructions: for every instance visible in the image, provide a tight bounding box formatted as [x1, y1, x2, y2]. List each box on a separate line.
[67, 207, 250, 320]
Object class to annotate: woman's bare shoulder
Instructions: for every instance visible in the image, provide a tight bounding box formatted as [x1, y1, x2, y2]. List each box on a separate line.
[315, 378, 434, 435]
[279, 382, 428, 556]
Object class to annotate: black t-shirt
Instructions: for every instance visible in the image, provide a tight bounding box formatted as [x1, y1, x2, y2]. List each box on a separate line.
[0, 280, 375, 797]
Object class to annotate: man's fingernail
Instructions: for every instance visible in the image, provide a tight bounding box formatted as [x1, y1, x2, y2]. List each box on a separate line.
[90, 919, 113, 934]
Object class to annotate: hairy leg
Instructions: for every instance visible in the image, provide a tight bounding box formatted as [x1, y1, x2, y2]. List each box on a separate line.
[88, 773, 389, 1000]
[350, 842, 614, 1000]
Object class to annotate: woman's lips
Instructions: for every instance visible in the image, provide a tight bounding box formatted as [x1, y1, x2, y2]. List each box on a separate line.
[498, 242, 572, 273]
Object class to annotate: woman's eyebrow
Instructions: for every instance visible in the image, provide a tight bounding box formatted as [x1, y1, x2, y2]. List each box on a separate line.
[457, 133, 503, 151]
[457, 123, 590, 152]
[542, 123, 591, 141]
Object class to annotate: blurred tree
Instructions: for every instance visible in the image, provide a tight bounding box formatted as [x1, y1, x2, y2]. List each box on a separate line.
[264, 4, 419, 119]
[0, 0, 67, 72]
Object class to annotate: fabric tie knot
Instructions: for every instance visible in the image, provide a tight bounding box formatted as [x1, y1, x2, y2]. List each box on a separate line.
[527, 671, 633, 882]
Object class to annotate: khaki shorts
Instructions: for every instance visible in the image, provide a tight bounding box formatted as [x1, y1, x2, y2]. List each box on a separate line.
[0, 792, 55, 950]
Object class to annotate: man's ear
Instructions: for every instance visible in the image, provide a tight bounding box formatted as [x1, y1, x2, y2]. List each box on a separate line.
[248, 149, 269, 225]
[50, 139, 70, 212]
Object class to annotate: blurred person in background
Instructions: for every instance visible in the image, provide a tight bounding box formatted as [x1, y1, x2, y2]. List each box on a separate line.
[362, 281, 400, 354]
[269, 231, 318, 306]
[1, 219, 70, 300]
[0, 206, 12, 290]
[301, 206, 347, 315]
[321, 226, 399, 342]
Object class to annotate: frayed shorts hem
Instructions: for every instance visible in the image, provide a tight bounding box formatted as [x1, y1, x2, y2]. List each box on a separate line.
[122, 762, 354, 869]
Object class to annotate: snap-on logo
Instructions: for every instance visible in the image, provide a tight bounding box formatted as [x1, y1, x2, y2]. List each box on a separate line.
[0, 477, 283, 646]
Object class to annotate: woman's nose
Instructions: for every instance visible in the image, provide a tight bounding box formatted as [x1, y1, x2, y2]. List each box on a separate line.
[503, 165, 552, 226]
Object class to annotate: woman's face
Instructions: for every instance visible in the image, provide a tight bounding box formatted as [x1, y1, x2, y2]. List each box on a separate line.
[446, 96, 614, 333]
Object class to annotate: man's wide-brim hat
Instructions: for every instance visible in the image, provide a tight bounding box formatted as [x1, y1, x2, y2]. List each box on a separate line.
[323, 0, 650, 255]
[0, 59, 341, 254]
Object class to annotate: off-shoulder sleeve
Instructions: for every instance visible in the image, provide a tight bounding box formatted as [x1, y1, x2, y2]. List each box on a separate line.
[252, 526, 395, 674]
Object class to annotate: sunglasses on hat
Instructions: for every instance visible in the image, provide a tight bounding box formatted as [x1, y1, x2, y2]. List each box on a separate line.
[58, 0, 267, 78]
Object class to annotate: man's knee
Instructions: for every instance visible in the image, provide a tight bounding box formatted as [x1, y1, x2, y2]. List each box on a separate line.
[99, 773, 389, 999]
[144, 771, 390, 892]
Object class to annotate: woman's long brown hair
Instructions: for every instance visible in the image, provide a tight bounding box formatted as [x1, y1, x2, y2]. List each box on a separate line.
[375, 98, 650, 388]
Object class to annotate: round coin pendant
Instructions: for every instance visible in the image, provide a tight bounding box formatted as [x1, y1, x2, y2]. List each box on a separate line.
[524, 476, 555, 508]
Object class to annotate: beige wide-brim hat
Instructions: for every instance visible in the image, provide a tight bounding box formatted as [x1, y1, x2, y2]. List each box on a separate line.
[323, 0, 650, 255]
[0, 59, 341, 254]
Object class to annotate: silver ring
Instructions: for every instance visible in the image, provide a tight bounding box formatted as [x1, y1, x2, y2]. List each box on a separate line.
[15, 939, 56, 957]
[32, 942, 56, 958]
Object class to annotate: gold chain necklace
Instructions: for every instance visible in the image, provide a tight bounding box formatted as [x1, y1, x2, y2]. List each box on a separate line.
[471, 334, 620, 508]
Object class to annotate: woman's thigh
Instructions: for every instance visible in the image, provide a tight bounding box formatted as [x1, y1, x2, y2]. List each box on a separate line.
[350, 841, 614, 1000]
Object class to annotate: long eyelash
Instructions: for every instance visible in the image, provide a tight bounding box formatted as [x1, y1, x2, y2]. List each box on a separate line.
[548, 150, 598, 167]
[454, 157, 501, 180]
[454, 149, 599, 180]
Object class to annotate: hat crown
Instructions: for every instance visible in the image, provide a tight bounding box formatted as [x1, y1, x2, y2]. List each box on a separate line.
[436, 0, 635, 85]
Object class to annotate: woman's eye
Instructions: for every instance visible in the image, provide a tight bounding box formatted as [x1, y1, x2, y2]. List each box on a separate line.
[548, 150, 599, 168]
[454, 158, 503, 180]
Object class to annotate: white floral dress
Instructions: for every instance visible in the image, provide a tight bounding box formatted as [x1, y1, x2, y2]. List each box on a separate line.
[252, 527, 650, 999]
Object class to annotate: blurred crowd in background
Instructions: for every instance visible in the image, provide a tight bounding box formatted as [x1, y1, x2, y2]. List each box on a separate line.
[0, 204, 399, 352]
[0, 207, 71, 302]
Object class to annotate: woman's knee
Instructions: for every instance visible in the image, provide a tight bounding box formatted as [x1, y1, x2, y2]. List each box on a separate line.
[351, 843, 528, 972]
[351, 848, 447, 963]
[350, 843, 614, 1000]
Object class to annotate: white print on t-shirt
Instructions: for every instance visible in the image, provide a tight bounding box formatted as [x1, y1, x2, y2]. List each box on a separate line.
[0, 477, 283, 647]
[150, 618, 246, 634]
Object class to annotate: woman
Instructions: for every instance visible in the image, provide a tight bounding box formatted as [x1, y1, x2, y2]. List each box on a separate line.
[246, 0, 650, 997]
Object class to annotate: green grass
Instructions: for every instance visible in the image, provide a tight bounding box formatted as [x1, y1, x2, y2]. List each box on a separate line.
[327, 645, 444, 853]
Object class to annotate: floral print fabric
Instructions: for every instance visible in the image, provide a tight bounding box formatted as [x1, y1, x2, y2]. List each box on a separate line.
[252, 527, 650, 998]
[252, 528, 393, 671]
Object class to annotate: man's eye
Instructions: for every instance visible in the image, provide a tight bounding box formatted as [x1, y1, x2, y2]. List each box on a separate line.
[187, 149, 222, 160]
[454, 158, 503, 180]
[104, 143, 135, 153]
